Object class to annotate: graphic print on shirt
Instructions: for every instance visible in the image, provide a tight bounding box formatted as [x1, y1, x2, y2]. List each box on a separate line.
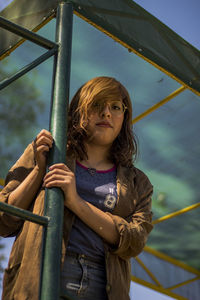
[95, 184, 117, 211]
[104, 187, 117, 210]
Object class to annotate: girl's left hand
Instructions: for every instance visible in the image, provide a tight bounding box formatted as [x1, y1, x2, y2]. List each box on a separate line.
[43, 163, 77, 208]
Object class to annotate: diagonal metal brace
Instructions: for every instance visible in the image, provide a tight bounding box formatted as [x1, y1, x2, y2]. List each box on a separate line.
[0, 47, 58, 91]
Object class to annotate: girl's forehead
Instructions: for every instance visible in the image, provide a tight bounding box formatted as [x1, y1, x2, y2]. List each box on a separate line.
[92, 94, 123, 102]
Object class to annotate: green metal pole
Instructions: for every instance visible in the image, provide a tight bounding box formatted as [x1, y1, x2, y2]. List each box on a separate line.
[40, 2, 73, 299]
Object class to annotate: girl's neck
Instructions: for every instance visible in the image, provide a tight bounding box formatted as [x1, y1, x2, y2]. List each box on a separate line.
[78, 142, 114, 170]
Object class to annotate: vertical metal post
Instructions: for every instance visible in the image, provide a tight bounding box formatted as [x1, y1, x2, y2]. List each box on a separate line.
[40, 1, 73, 299]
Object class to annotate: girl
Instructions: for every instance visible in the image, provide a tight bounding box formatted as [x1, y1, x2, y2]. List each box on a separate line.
[0, 77, 153, 300]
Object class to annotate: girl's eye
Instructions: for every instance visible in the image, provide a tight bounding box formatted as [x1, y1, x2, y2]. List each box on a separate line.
[111, 103, 122, 111]
[92, 102, 101, 109]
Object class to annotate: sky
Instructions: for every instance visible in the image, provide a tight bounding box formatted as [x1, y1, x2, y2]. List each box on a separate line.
[134, 0, 200, 50]
[0, 0, 200, 299]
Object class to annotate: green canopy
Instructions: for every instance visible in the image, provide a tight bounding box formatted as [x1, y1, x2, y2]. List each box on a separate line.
[0, 0, 200, 94]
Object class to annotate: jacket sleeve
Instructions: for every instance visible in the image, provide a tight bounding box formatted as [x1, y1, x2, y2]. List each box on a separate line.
[106, 168, 153, 260]
[0, 143, 35, 237]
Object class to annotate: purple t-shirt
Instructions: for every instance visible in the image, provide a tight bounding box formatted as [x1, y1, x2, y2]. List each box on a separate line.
[66, 161, 117, 261]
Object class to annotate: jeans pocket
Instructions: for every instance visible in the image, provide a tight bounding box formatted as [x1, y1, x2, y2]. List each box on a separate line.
[61, 256, 107, 300]
[61, 256, 87, 296]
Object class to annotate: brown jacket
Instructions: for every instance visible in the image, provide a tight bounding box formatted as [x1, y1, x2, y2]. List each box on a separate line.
[0, 143, 153, 300]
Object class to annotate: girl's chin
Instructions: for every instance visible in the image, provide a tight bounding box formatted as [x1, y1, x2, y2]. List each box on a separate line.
[86, 136, 113, 147]
[85, 131, 117, 146]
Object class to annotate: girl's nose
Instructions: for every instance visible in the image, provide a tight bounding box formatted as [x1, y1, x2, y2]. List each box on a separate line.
[101, 103, 111, 117]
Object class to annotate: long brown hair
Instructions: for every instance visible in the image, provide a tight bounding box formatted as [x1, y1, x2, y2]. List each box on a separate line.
[67, 76, 137, 167]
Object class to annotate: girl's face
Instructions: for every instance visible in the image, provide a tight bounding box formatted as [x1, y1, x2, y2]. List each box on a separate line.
[85, 99, 125, 148]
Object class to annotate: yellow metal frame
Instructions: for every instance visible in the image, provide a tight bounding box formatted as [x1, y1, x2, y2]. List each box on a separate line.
[153, 203, 200, 225]
[144, 246, 200, 276]
[132, 86, 186, 124]
[135, 256, 163, 287]
[166, 276, 200, 291]
[131, 246, 200, 299]
[131, 276, 188, 300]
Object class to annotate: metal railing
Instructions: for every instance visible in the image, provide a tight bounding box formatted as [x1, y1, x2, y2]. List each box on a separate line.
[0, 1, 73, 299]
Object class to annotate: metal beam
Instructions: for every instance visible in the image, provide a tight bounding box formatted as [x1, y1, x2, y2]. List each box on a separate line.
[153, 202, 200, 225]
[166, 276, 200, 291]
[134, 256, 163, 287]
[40, 1, 73, 299]
[0, 16, 57, 50]
[132, 86, 186, 124]
[0, 47, 57, 90]
[144, 246, 200, 276]
[131, 276, 188, 300]
[0, 202, 49, 226]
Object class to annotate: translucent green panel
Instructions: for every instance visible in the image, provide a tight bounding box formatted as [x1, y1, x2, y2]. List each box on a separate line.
[136, 89, 200, 216]
[148, 208, 200, 270]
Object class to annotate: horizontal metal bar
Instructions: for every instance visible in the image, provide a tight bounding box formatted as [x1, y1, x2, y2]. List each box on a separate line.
[0, 47, 57, 90]
[0, 201, 49, 226]
[144, 246, 200, 276]
[131, 276, 188, 300]
[0, 16, 57, 50]
[166, 276, 200, 291]
[153, 202, 200, 225]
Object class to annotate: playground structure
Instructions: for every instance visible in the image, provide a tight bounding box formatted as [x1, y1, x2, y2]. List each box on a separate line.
[0, 1, 200, 299]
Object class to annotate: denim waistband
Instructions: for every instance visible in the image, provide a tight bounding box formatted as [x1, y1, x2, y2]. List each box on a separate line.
[66, 251, 105, 265]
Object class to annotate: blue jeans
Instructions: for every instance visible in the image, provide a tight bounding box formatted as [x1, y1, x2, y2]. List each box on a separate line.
[61, 254, 108, 300]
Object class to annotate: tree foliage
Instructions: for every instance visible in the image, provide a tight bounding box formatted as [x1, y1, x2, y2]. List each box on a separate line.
[0, 59, 45, 280]
[0, 60, 45, 178]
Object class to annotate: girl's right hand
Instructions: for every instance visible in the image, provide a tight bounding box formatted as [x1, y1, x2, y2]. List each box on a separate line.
[34, 129, 53, 171]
